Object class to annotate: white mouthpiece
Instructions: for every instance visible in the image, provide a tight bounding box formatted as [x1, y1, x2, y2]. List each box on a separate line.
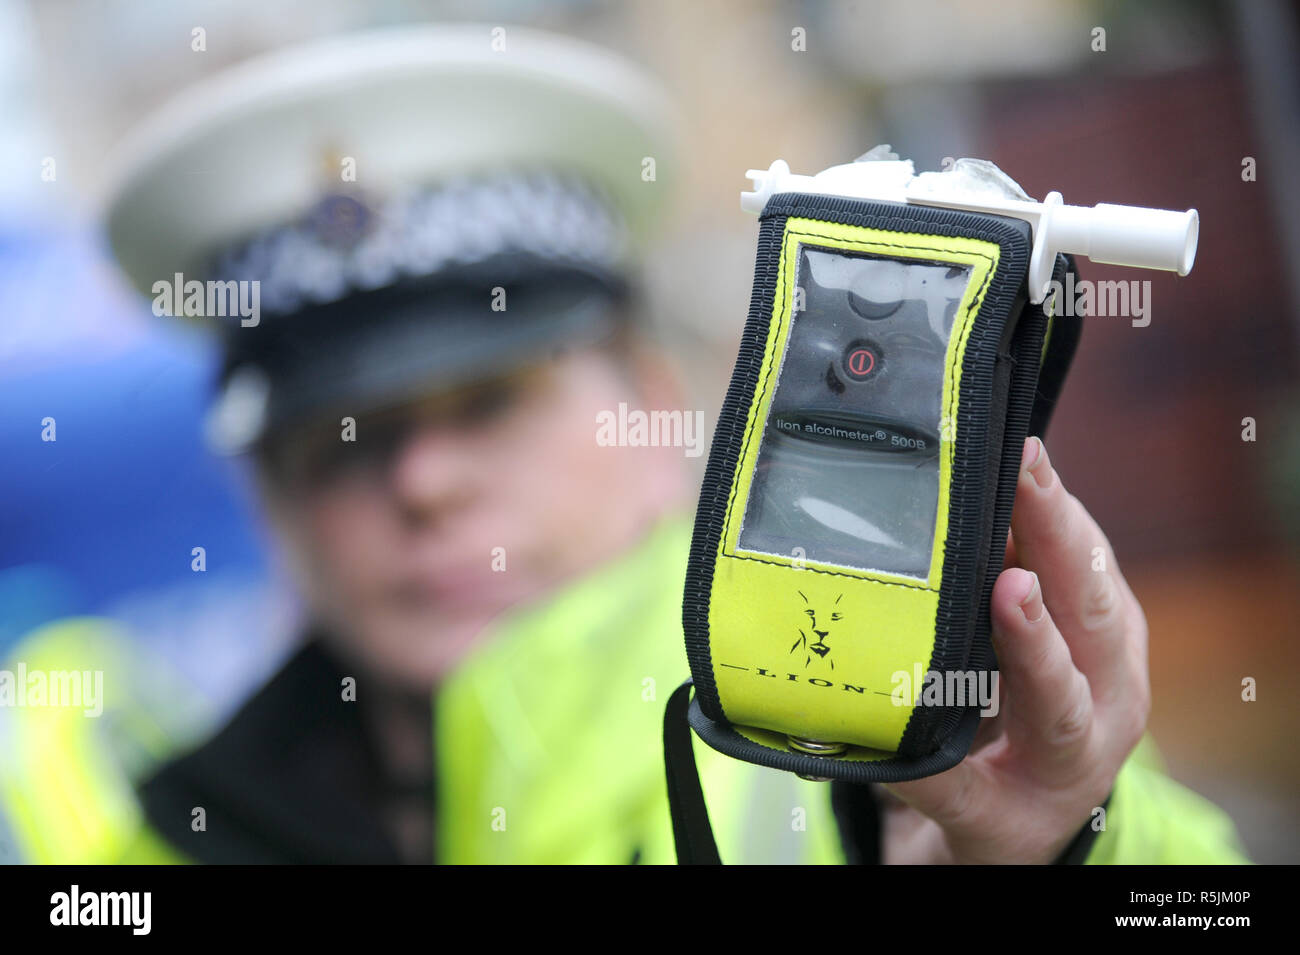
[741, 154, 1199, 303]
[1046, 194, 1198, 276]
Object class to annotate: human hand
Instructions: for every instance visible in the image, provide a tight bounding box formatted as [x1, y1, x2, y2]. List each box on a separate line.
[880, 436, 1150, 864]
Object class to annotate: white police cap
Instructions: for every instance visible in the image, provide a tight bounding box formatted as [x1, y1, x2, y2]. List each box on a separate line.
[104, 23, 677, 296]
[100, 25, 678, 453]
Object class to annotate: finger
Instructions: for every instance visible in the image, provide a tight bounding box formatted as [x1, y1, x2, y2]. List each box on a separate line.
[1010, 437, 1129, 695]
[883, 569, 1094, 825]
[989, 566, 1095, 767]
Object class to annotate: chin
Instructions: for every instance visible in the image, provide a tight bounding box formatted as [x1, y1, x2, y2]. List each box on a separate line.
[346, 610, 498, 693]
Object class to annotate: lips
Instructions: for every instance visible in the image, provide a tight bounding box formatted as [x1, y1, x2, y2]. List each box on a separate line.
[389, 569, 500, 610]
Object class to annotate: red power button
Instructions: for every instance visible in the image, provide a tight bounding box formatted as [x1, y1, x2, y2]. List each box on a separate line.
[844, 345, 877, 380]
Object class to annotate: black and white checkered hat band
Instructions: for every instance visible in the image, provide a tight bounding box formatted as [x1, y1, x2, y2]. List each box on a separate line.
[211, 171, 629, 317]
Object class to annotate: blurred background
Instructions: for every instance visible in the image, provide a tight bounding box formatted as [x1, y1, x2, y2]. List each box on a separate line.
[1, 0, 1296, 861]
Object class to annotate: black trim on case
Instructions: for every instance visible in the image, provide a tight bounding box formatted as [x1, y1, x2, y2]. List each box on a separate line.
[682, 213, 786, 724]
[1030, 254, 1084, 440]
[688, 694, 983, 784]
[967, 252, 1072, 681]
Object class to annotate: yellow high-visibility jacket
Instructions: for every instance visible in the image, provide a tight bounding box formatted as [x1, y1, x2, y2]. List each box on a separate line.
[0, 516, 1250, 864]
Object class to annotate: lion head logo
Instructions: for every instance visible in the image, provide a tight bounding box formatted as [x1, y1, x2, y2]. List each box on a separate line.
[790, 590, 843, 669]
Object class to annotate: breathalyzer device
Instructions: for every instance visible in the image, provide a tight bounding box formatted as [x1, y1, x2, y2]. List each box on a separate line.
[664, 148, 1198, 860]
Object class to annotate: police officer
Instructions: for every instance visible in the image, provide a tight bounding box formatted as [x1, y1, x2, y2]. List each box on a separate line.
[3, 24, 1250, 865]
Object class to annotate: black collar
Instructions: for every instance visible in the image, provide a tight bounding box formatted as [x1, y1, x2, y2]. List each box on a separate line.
[138, 636, 427, 864]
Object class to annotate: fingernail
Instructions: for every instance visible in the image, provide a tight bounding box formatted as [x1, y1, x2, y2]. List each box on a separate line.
[1022, 436, 1051, 489]
[1019, 572, 1044, 623]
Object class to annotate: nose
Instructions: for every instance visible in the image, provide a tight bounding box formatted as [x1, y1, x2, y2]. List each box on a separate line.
[386, 421, 479, 523]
